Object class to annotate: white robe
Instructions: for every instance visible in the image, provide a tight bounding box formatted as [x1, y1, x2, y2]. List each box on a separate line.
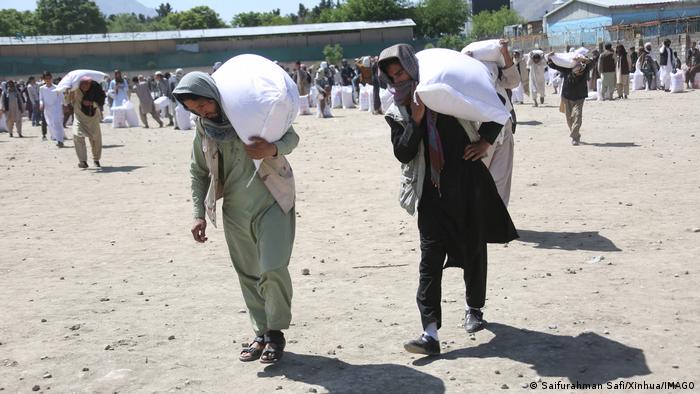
[39, 84, 64, 142]
[659, 47, 674, 89]
[528, 59, 546, 98]
[108, 79, 129, 107]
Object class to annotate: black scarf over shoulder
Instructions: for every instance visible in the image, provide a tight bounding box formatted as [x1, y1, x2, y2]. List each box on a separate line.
[81, 81, 106, 116]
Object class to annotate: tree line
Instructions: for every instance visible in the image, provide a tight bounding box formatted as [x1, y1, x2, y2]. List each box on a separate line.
[0, 0, 523, 45]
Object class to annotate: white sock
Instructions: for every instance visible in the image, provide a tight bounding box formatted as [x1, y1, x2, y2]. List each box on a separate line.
[423, 322, 438, 341]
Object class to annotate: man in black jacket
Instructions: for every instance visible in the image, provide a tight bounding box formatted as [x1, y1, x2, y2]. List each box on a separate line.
[548, 53, 594, 146]
[597, 43, 616, 100]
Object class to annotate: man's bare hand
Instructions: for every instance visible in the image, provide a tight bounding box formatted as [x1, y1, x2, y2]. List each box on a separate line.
[191, 218, 208, 243]
[463, 139, 491, 161]
[244, 137, 278, 160]
[411, 94, 425, 124]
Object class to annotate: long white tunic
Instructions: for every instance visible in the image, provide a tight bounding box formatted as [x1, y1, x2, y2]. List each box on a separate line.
[108, 79, 129, 107]
[528, 57, 547, 97]
[39, 84, 65, 142]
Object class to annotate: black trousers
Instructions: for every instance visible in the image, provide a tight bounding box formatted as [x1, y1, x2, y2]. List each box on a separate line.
[417, 233, 487, 330]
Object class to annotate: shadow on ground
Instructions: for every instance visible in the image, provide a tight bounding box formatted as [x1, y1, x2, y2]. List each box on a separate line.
[517, 120, 543, 126]
[91, 165, 144, 173]
[516, 229, 621, 252]
[413, 323, 650, 385]
[102, 144, 125, 149]
[579, 142, 639, 148]
[259, 352, 445, 394]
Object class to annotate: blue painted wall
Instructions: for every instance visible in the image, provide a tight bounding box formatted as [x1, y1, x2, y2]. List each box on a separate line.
[547, 16, 613, 46]
[611, 6, 700, 25]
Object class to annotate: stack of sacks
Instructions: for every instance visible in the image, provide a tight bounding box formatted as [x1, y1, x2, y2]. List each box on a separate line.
[341, 86, 355, 108]
[669, 69, 685, 93]
[331, 85, 343, 109]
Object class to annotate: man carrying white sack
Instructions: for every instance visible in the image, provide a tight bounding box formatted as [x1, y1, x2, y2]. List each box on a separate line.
[527, 50, 546, 107]
[66, 77, 106, 168]
[173, 71, 299, 365]
[464, 39, 519, 206]
[379, 44, 518, 356]
[547, 53, 594, 146]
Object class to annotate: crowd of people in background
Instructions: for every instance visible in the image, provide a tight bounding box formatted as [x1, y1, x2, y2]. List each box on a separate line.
[2, 38, 700, 163]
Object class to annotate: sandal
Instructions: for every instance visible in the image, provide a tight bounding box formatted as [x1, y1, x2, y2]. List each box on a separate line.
[260, 330, 286, 364]
[239, 335, 265, 362]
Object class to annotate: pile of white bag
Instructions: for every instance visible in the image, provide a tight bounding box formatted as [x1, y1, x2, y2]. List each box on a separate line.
[175, 103, 194, 130]
[211, 54, 299, 169]
[669, 69, 685, 93]
[461, 39, 505, 67]
[154, 96, 170, 119]
[414, 48, 511, 124]
[55, 69, 107, 92]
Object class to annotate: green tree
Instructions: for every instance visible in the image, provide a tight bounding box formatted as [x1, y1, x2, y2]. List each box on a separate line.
[167, 6, 226, 30]
[323, 43, 343, 64]
[107, 13, 147, 33]
[232, 9, 293, 27]
[414, 0, 470, 37]
[343, 0, 409, 22]
[436, 34, 470, 50]
[469, 6, 524, 40]
[0, 9, 38, 37]
[156, 2, 173, 19]
[35, 0, 107, 35]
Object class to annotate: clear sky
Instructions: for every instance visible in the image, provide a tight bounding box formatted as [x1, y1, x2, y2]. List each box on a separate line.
[1, 0, 320, 22]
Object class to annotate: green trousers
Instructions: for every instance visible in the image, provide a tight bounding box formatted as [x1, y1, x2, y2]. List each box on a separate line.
[223, 203, 295, 336]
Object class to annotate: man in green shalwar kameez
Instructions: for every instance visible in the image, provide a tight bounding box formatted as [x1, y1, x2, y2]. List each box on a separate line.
[173, 72, 299, 364]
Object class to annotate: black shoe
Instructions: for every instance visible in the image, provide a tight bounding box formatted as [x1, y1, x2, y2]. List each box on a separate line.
[465, 309, 486, 333]
[42, 136, 47, 141]
[78, 161, 88, 169]
[404, 334, 440, 356]
[57, 141, 64, 148]
[93, 160, 101, 168]
[540, 97, 544, 104]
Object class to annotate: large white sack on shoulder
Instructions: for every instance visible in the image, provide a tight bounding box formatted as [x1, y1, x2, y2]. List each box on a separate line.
[573, 47, 589, 56]
[175, 104, 192, 130]
[415, 48, 510, 124]
[212, 54, 299, 149]
[298, 95, 311, 115]
[547, 52, 578, 68]
[331, 85, 342, 108]
[670, 70, 684, 93]
[123, 101, 140, 127]
[56, 69, 107, 92]
[341, 86, 355, 109]
[462, 40, 505, 67]
[380, 88, 394, 113]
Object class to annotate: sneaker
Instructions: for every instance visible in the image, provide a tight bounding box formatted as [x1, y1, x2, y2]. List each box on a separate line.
[403, 334, 440, 356]
[57, 141, 64, 148]
[78, 161, 88, 169]
[93, 160, 101, 168]
[465, 309, 486, 333]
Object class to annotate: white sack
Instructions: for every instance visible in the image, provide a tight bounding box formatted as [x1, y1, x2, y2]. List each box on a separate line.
[154, 96, 169, 118]
[415, 48, 510, 124]
[175, 104, 193, 130]
[358, 84, 371, 111]
[123, 101, 140, 127]
[512, 83, 524, 103]
[56, 69, 107, 92]
[380, 88, 394, 113]
[632, 70, 645, 90]
[0, 113, 7, 131]
[298, 95, 312, 115]
[596, 79, 603, 101]
[461, 39, 505, 67]
[111, 107, 128, 128]
[341, 86, 355, 109]
[212, 54, 299, 169]
[331, 85, 342, 109]
[670, 70, 685, 93]
[547, 52, 580, 68]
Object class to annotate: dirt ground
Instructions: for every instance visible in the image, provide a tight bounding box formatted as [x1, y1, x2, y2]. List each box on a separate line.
[1, 87, 699, 393]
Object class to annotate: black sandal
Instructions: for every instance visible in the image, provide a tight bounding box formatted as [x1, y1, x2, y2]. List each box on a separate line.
[260, 330, 286, 364]
[239, 335, 265, 362]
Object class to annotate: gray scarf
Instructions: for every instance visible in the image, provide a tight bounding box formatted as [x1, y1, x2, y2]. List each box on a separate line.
[172, 71, 237, 142]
